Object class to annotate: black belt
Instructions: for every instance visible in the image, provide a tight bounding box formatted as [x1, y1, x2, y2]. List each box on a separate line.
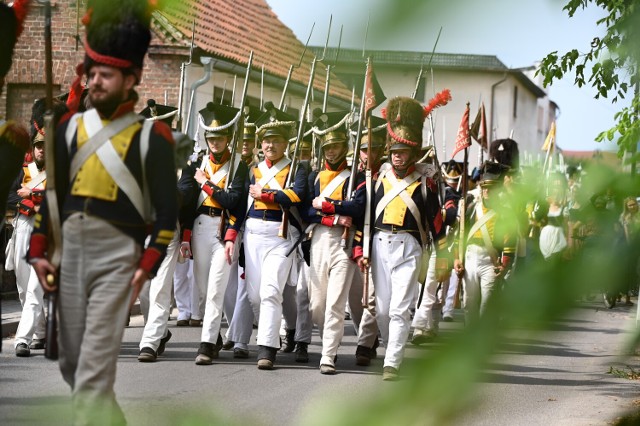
[376, 225, 418, 234]
[198, 206, 223, 217]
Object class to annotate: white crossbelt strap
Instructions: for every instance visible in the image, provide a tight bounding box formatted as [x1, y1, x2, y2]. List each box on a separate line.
[78, 109, 147, 219]
[25, 163, 46, 190]
[68, 109, 143, 180]
[246, 157, 290, 213]
[316, 169, 350, 199]
[466, 201, 498, 261]
[381, 170, 428, 245]
[374, 169, 421, 222]
[196, 155, 234, 207]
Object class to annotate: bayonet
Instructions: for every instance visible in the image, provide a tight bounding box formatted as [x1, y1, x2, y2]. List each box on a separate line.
[279, 23, 315, 110]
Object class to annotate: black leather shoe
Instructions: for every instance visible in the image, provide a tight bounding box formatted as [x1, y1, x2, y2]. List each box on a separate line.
[222, 340, 234, 351]
[138, 347, 157, 362]
[257, 345, 277, 370]
[15, 343, 30, 357]
[281, 329, 296, 353]
[294, 342, 309, 363]
[157, 330, 172, 356]
[233, 347, 249, 359]
[30, 338, 46, 350]
[195, 341, 218, 365]
[355, 345, 372, 366]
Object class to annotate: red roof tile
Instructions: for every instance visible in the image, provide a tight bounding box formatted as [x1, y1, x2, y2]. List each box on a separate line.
[160, 0, 353, 103]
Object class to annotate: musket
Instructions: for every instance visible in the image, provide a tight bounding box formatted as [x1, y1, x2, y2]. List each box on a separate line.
[43, 0, 60, 360]
[219, 80, 226, 104]
[340, 14, 371, 248]
[260, 63, 265, 110]
[315, 18, 343, 171]
[176, 20, 196, 133]
[278, 23, 315, 110]
[230, 75, 237, 106]
[279, 55, 319, 239]
[218, 51, 253, 240]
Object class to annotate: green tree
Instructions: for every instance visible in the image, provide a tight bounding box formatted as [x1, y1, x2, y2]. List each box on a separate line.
[538, 0, 640, 162]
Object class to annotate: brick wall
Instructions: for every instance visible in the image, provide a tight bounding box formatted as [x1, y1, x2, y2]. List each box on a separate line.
[3, 0, 186, 127]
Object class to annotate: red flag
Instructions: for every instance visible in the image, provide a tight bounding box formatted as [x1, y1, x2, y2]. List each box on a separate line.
[452, 104, 471, 158]
[364, 59, 386, 117]
[469, 102, 487, 150]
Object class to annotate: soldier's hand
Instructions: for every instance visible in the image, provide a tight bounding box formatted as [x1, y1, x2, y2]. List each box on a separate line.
[494, 265, 506, 279]
[356, 256, 369, 273]
[249, 184, 263, 200]
[129, 268, 150, 311]
[312, 196, 324, 210]
[179, 242, 191, 258]
[17, 186, 31, 198]
[31, 258, 57, 292]
[454, 259, 464, 278]
[224, 241, 234, 265]
[194, 168, 207, 186]
[336, 216, 352, 227]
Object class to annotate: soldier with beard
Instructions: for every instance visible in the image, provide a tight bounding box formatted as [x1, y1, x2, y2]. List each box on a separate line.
[29, 1, 177, 423]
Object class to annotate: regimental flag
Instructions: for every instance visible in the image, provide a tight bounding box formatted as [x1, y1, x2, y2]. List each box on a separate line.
[542, 121, 556, 151]
[363, 58, 386, 117]
[452, 103, 471, 158]
[469, 102, 487, 150]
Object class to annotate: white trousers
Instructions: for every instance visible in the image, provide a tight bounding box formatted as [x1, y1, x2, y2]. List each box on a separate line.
[243, 218, 293, 348]
[225, 259, 254, 346]
[347, 263, 364, 334]
[192, 214, 233, 344]
[9, 214, 46, 345]
[355, 268, 379, 348]
[294, 261, 312, 344]
[412, 249, 441, 332]
[139, 231, 180, 351]
[463, 244, 499, 321]
[371, 230, 422, 370]
[173, 259, 195, 321]
[442, 271, 458, 316]
[308, 226, 355, 364]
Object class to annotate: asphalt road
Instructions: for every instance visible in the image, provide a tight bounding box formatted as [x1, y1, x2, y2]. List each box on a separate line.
[1, 301, 639, 426]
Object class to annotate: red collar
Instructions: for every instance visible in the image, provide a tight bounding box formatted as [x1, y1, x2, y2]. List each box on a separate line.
[265, 156, 286, 168]
[209, 149, 230, 165]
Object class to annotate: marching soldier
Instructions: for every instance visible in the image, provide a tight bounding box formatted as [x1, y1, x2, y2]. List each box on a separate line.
[411, 159, 462, 343]
[438, 160, 465, 322]
[302, 110, 365, 374]
[8, 98, 66, 357]
[136, 100, 182, 362]
[351, 116, 386, 366]
[0, 0, 30, 224]
[355, 97, 448, 381]
[280, 123, 314, 354]
[223, 106, 261, 358]
[454, 161, 517, 321]
[29, 1, 178, 423]
[244, 104, 307, 370]
[179, 103, 248, 365]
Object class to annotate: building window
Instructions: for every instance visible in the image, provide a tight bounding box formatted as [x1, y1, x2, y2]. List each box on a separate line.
[513, 85, 518, 118]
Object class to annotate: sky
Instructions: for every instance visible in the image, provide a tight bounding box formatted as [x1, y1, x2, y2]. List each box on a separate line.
[266, 0, 624, 152]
